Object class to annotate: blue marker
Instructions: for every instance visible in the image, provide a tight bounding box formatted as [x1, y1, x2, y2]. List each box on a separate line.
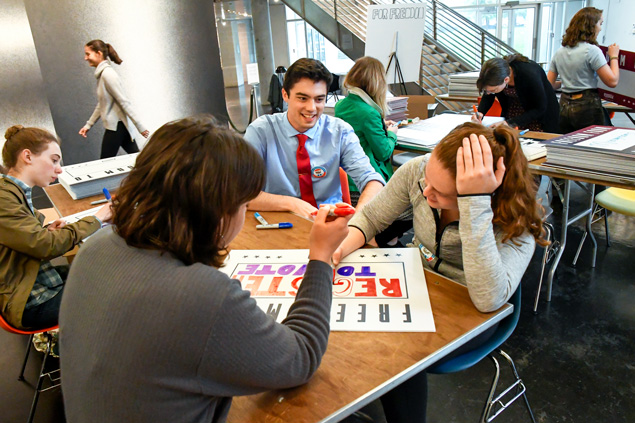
[254, 212, 269, 226]
[256, 223, 293, 230]
[519, 129, 529, 136]
[102, 188, 112, 204]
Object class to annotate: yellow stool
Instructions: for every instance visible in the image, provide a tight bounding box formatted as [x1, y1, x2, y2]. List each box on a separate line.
[594, 188, 635, 246]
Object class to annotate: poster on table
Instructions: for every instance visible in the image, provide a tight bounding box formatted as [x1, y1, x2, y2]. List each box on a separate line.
[598, 46, 635, 107]
[365, 4, 426, 84]
[222, 248, 435, 332]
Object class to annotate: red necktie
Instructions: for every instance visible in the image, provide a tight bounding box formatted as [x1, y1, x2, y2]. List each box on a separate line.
[296, 134, 317, 207]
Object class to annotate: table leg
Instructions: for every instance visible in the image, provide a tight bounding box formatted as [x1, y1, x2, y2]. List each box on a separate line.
[546, 180, 570, 301]
[586, 185, 598, 267]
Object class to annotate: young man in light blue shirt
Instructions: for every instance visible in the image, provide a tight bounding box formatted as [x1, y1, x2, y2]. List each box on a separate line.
[244, 58, 385, 218]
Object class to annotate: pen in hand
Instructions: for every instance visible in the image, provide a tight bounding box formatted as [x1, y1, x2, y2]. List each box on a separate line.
[472, 105, 482, 124]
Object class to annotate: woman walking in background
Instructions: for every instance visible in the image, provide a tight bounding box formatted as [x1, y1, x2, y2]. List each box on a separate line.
[79, 40, 149, 158]
[548, 7, 620, 133]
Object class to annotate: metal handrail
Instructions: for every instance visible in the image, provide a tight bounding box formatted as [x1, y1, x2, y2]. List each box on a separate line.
[284, 0, 520, 98]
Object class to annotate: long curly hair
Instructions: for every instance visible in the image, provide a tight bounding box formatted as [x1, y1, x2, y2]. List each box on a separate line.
[434, 123, 548, 246]
[561, 7, 602, 47]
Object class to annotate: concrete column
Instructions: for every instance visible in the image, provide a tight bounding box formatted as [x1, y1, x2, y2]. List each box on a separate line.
[251, 0, 276, 106]
[24, 0, 227, 165]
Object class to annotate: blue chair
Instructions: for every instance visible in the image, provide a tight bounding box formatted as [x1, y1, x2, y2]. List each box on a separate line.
[428, 287, 536, 423]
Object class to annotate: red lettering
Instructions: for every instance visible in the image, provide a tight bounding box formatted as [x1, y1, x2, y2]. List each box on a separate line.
[268, 277, 286, 296]
[288, 276, 303, 296]
[380, 278, 403, 297]
[355, 278, 377, 297]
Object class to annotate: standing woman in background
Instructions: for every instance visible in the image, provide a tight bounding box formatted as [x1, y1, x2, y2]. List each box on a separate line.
[547, 7, 620, 133]
[335, 56, 411, 246]
[475, 54, 560, 133]
[79, 40, 149, 158]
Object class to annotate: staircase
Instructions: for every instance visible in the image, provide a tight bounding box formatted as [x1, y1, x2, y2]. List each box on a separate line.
[281, 0, 519, 111]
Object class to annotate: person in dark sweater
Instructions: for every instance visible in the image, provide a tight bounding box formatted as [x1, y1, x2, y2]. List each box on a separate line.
[59, 115, 352, 423]
[475, 54, 560, 133]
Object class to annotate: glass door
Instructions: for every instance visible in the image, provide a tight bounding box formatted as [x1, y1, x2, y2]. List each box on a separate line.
[501, 5, 538, 60]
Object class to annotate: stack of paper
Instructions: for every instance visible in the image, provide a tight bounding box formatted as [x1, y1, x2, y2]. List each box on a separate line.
[542, 126, 635, 177]
[397, 114, 503, 149]
[520, 139, 547, 161]
[386, 96, 408, 122]
[448, 71, 480, 97]
[58, 154, 138, 199]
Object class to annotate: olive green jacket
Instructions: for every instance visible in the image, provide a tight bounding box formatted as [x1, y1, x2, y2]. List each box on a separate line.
[335, 91, 397, 192]
[0, 176, 100, 329]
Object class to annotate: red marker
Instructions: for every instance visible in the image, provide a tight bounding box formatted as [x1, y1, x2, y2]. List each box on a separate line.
[311, 204, 356, 218]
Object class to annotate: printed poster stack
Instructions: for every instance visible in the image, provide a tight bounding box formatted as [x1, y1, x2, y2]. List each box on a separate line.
[541, 126, 635, 177]
[386, 96, 409, 122]
[448, 71, 480, 97]
[58, 153, 138, 199]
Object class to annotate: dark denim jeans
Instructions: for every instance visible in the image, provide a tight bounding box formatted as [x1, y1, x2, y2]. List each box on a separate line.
[21, 265, 68, 330]
[559, 89, 605, 133]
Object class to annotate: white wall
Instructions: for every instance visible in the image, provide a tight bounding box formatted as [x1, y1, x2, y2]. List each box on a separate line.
[592, 0, 635, 51]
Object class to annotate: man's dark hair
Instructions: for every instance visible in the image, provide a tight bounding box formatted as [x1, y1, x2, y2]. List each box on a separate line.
[283, 58, 333, 93]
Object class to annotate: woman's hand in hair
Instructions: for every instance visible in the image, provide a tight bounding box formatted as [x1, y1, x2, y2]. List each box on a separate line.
[79, 126, 90, 138]
[309, 203, 352, 265]
[456, 134, 505, 195]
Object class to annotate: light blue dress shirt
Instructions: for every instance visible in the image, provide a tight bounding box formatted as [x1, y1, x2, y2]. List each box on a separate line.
[244, 112, 385, 205]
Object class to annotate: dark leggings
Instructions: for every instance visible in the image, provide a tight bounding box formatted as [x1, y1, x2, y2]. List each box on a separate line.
[100, 121, 140, 159]
[380, 323, 499, 423]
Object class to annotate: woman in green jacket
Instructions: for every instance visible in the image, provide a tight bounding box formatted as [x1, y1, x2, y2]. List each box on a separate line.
[0, 126, 111, 329]
[335, 56, 398, 201]
[335, 56, 410, 246]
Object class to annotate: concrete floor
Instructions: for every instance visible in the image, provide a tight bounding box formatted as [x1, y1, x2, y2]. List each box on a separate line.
[1, 95, 633, 423]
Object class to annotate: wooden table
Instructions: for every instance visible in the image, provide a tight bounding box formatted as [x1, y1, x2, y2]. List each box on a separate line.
[44, 184, 114, 216]
[42, 185, 513, 422]
[226, 211, 511, 423]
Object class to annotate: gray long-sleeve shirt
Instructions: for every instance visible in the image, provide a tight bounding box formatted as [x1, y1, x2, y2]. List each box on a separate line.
[350, 154, 535, 312]
[59, 226, 332, 423]
[85, 61, 147, 133]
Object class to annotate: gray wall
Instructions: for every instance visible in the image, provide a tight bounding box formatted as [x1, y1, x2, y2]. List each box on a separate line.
[0, 0, 55, 155]
[23, 0, 227, 165]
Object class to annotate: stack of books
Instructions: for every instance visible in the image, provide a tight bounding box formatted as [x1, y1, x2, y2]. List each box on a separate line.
[58, 153, 138, 199]
[397, 114, 503, 149]
[448, 71, 480, 97]
[386, 96, 408, 122]
[542, 126, 635, 177]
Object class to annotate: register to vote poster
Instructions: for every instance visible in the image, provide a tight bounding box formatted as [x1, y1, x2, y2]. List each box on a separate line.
[598, 46, 635, 107]
[222, 248, 435, 332]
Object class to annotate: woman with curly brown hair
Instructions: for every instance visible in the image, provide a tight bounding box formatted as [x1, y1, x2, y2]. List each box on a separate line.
[333, 122, 547, 422]
[547, 7, 620, 133]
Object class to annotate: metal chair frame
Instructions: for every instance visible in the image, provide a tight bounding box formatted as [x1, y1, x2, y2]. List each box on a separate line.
[481, 349, 535, 423]
[0, 315, 60, 423]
